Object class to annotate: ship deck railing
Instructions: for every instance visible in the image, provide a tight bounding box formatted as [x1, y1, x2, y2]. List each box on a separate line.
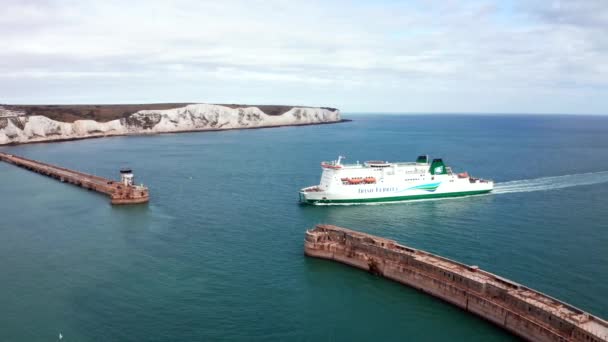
[334, 162, 429, 169]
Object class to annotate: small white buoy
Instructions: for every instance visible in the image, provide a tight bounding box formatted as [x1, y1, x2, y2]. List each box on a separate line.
[59, 332, 63, 340]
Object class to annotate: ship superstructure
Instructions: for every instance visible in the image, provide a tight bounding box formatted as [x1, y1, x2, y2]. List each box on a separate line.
[299, 155, 492, 204]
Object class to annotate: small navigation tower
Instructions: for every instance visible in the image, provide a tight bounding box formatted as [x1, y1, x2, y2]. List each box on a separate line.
[120, 168, 134, 186]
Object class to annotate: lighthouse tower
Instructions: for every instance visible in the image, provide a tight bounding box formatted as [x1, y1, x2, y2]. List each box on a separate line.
[120, 168, 134, 186]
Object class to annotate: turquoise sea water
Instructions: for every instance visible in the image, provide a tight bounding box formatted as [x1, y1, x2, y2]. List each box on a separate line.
[1, 114, 607, 341]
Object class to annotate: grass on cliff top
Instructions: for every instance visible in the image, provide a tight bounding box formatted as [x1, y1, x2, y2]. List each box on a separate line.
[2, 103, 338, 123]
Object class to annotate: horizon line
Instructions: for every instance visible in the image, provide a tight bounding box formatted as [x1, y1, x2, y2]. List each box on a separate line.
[343, 111, 608, 116]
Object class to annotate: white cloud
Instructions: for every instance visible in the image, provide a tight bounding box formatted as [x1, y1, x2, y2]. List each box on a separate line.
[0, 0, 607, 113]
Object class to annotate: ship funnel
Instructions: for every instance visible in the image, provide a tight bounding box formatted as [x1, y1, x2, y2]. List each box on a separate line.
[429, 159, 448, 175]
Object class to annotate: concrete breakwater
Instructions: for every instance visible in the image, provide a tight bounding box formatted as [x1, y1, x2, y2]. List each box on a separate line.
[0, 152, 149, 205]
[305, 224, 607, 342]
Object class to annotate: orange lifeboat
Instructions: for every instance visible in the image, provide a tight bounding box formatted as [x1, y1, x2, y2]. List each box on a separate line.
[348, 178, 363, 184]
[364, 177, 376, 184]
[341, 177, 350, 182]
[457, 172, 469, 179]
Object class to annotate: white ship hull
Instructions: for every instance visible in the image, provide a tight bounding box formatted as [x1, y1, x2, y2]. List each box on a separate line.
[299, 156, 493, 205]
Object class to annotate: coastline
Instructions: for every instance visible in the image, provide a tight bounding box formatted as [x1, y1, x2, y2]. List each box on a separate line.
[0, 103, 345, 146]
[0, 119, 352, 147]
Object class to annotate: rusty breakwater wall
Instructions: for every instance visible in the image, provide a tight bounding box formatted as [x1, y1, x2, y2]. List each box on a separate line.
[305, 224, 607, 342]
[0, 152, 149, 205]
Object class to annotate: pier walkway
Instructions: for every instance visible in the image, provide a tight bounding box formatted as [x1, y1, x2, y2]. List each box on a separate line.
[0, 152, 149, 204]
[305, 224, 608, 342]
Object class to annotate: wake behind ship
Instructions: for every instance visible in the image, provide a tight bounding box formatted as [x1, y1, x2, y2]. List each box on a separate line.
[299, 155, 493, 204]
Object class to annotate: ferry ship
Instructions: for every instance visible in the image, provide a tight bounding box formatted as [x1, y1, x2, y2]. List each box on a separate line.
[299, 156, 493, 204]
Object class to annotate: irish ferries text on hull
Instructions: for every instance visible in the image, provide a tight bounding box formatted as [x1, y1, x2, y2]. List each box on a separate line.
[299, 156, 493, 204]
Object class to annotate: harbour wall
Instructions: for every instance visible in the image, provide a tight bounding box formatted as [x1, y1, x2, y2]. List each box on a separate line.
[0, 152, 149, 205]
[304, 224, 608, 342]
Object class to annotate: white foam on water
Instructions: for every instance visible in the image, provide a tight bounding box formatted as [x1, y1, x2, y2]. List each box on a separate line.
[493, 171, 608, 194]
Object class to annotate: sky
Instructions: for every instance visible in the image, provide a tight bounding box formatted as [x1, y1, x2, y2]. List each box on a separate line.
[1, 0, 607, 114]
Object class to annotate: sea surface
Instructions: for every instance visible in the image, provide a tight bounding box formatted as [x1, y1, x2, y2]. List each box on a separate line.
[1, 114, 607, 341]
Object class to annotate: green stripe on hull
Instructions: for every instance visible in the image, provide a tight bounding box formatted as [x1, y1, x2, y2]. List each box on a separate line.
[303, 189, 492, 204]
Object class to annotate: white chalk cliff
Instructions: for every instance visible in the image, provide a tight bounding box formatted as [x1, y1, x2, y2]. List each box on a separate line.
[0, 104, 341, 145]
